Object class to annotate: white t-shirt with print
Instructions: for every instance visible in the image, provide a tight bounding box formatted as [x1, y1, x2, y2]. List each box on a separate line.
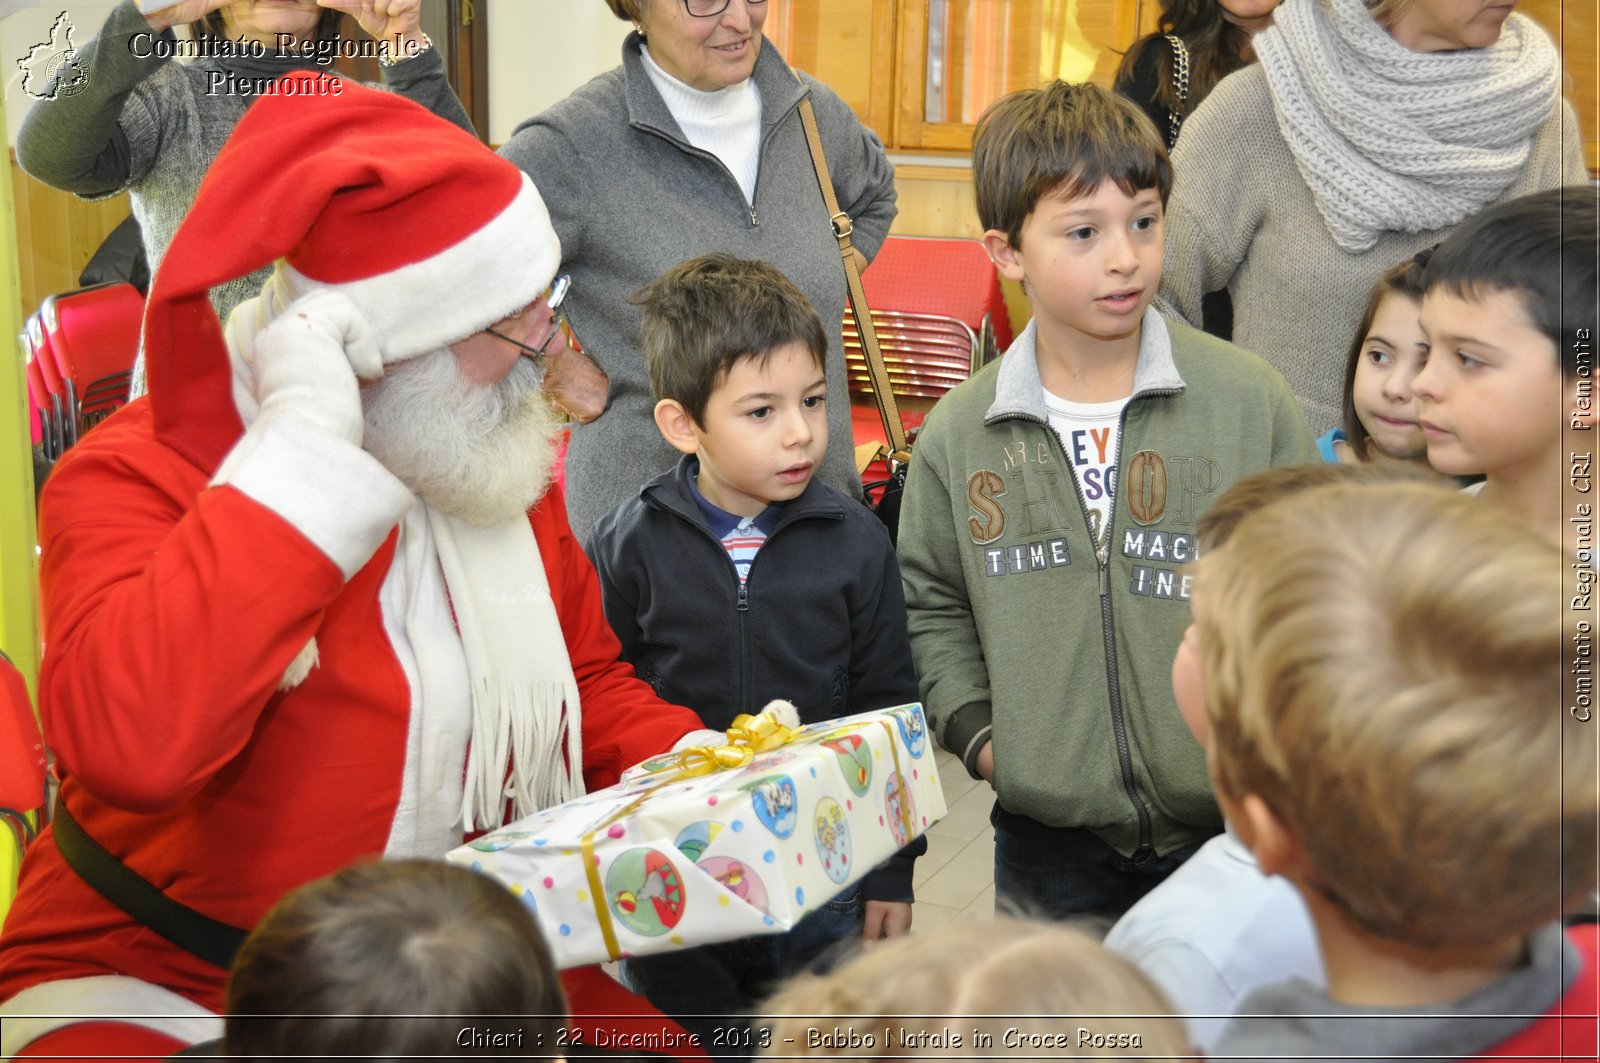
[1044, 390, 1129, 547]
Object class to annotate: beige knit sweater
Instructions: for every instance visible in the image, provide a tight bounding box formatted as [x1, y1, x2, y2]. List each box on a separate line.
[1157, 64, 1586, 433]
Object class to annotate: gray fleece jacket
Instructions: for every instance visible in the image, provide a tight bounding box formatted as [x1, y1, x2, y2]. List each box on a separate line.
[499, 34, 897, 543]
[1212, 922, 1580, 1062]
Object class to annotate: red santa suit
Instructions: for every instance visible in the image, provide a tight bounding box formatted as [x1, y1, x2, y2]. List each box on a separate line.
[0, 73, 704, 1056]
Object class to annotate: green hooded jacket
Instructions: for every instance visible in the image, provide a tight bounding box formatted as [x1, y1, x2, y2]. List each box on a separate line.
[898, 308, 1315, 858]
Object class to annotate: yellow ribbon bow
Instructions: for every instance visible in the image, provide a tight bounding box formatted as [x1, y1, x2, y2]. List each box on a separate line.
[672, 710, 802, 776]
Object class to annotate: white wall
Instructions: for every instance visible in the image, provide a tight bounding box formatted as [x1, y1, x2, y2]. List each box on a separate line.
[485, 0, 627, 145]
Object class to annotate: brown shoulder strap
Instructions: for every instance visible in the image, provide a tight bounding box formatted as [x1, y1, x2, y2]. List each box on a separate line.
[795, 96, 910, 465]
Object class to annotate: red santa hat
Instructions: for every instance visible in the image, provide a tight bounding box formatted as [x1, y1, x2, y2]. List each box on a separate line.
[145, 71, 560, 474]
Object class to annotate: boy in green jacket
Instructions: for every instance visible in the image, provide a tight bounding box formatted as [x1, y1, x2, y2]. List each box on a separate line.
[897, 81, 1314, 923]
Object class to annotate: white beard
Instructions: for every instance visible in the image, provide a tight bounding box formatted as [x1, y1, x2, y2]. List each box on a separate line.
[362, 350, 561, 527]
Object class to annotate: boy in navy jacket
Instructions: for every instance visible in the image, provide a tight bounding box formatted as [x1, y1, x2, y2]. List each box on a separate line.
[588, 254, 922, 1059]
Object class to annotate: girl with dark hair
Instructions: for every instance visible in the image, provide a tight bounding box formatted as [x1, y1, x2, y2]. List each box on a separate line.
[1320, 255, 1433, 467]
[16, 0, 473, 393]
[1114, 0, 1282, 149]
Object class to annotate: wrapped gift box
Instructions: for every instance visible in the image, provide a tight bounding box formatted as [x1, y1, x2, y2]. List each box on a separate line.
[448, 703, 946, 969]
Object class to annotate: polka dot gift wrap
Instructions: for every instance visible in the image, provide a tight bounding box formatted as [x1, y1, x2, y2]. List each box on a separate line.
[447, 704, 947, 969]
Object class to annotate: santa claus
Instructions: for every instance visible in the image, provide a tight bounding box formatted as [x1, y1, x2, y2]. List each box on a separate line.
[0, 71, 708, 1057]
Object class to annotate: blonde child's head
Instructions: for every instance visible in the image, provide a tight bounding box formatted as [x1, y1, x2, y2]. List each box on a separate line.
[1195, 462, 1432, 554]
[758, 916, 1191, 1059]
[1338, 256, 1431, 465]
[1194, 481, 1595, 946]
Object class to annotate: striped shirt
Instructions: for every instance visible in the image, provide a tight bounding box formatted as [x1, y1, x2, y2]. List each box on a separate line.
[687, 461, 784, 585]
[722, 517, 767, 584]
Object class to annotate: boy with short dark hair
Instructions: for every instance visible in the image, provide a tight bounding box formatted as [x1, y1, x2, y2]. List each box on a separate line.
[588, 253, 922, 1057]
[898, 81, 1314, 924]
[225, 859, 567, 1060]
[1194, 482, 1598, 1061]
[1413, 185, 1600, 554]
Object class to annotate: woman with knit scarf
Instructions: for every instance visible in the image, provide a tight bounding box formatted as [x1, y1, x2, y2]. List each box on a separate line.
[1157, 0, 1585, 434]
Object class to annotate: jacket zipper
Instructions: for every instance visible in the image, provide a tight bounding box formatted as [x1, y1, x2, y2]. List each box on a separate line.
[651, 499, 838, 715]
[1012, 389, 1177, 860]
[634, 90, 805, 232]
[1095, 399, 1154, 863]
[736, 580, 751, 712]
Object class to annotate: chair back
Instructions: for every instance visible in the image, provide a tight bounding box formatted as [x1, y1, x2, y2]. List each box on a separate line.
[24, 355, 48, 449]
[860, 235, 1013, 362]
[36, 282, 144, 451]
[25, 312, 69, 461]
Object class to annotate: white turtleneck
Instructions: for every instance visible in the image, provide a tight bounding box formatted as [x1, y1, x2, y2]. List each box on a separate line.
[640, 44, 763, 204]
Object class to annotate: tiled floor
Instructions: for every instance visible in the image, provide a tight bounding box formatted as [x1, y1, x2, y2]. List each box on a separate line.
[911, 748, 997, 932]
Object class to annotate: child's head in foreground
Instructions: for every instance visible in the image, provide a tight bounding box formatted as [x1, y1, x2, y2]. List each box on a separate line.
[225, 859, 566, 1061]
[972, 82, 1172, 348]
[636, 253, 830, 517]
[1413, 186, 1600, 482]
[758, 916, 1191, 1058]
[1172, 463, 1432, 745]
[1190, 481, 1596, 947]
[1338, 255, 1432, 466]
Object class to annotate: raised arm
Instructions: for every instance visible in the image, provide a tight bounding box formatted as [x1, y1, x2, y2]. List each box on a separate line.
[321, 0, 475, 135]
[15, 0, 193, 195]
[39, 294, 413, 812]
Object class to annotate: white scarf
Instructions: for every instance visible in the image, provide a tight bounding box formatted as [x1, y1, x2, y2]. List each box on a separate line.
[1254, 0, 1560, 253]
[427, 508, 583, 830]
[219, 277, 583, 835]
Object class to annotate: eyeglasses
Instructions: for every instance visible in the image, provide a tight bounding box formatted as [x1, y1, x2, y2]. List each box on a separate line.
[486, 274, 572, 362]
[684, 0, 767, 18]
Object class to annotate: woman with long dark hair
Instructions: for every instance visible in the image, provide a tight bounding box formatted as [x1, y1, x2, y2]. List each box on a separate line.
[1115, 0, 1282, 149]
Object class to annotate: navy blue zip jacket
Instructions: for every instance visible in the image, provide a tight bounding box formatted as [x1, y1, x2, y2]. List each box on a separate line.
[588, 455, 924, 901]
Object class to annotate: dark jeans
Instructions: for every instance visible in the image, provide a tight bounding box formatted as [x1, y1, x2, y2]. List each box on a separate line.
[618, 885, 864, 1063]
[991, 802, 1212, 932]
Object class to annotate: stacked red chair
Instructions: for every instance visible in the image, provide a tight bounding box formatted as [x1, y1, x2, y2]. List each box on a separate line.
[860, 235, 1013, 357]
[849, 236, 1013, 497]
[26, 282, 144, 463]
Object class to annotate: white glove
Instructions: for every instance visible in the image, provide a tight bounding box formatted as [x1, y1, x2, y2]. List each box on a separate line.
[757, 699, 801, 729]
[668, 699, 802, 753]
[253, 290, 384, 447]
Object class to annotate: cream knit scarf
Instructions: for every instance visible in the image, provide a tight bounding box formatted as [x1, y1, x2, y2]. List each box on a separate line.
[221, 276, 582, 835]
[1254, 0, 1560, 253]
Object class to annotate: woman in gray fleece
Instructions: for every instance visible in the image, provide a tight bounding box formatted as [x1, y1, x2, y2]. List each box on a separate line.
[500, 0, 897, 544]
[16, 0, 473, 394]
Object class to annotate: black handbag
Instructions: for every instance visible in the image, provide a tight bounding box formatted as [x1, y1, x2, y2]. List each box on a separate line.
[795, 93, 911, 541]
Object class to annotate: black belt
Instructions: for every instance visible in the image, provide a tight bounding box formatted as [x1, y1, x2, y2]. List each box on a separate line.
[52, 798, 249, 970]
